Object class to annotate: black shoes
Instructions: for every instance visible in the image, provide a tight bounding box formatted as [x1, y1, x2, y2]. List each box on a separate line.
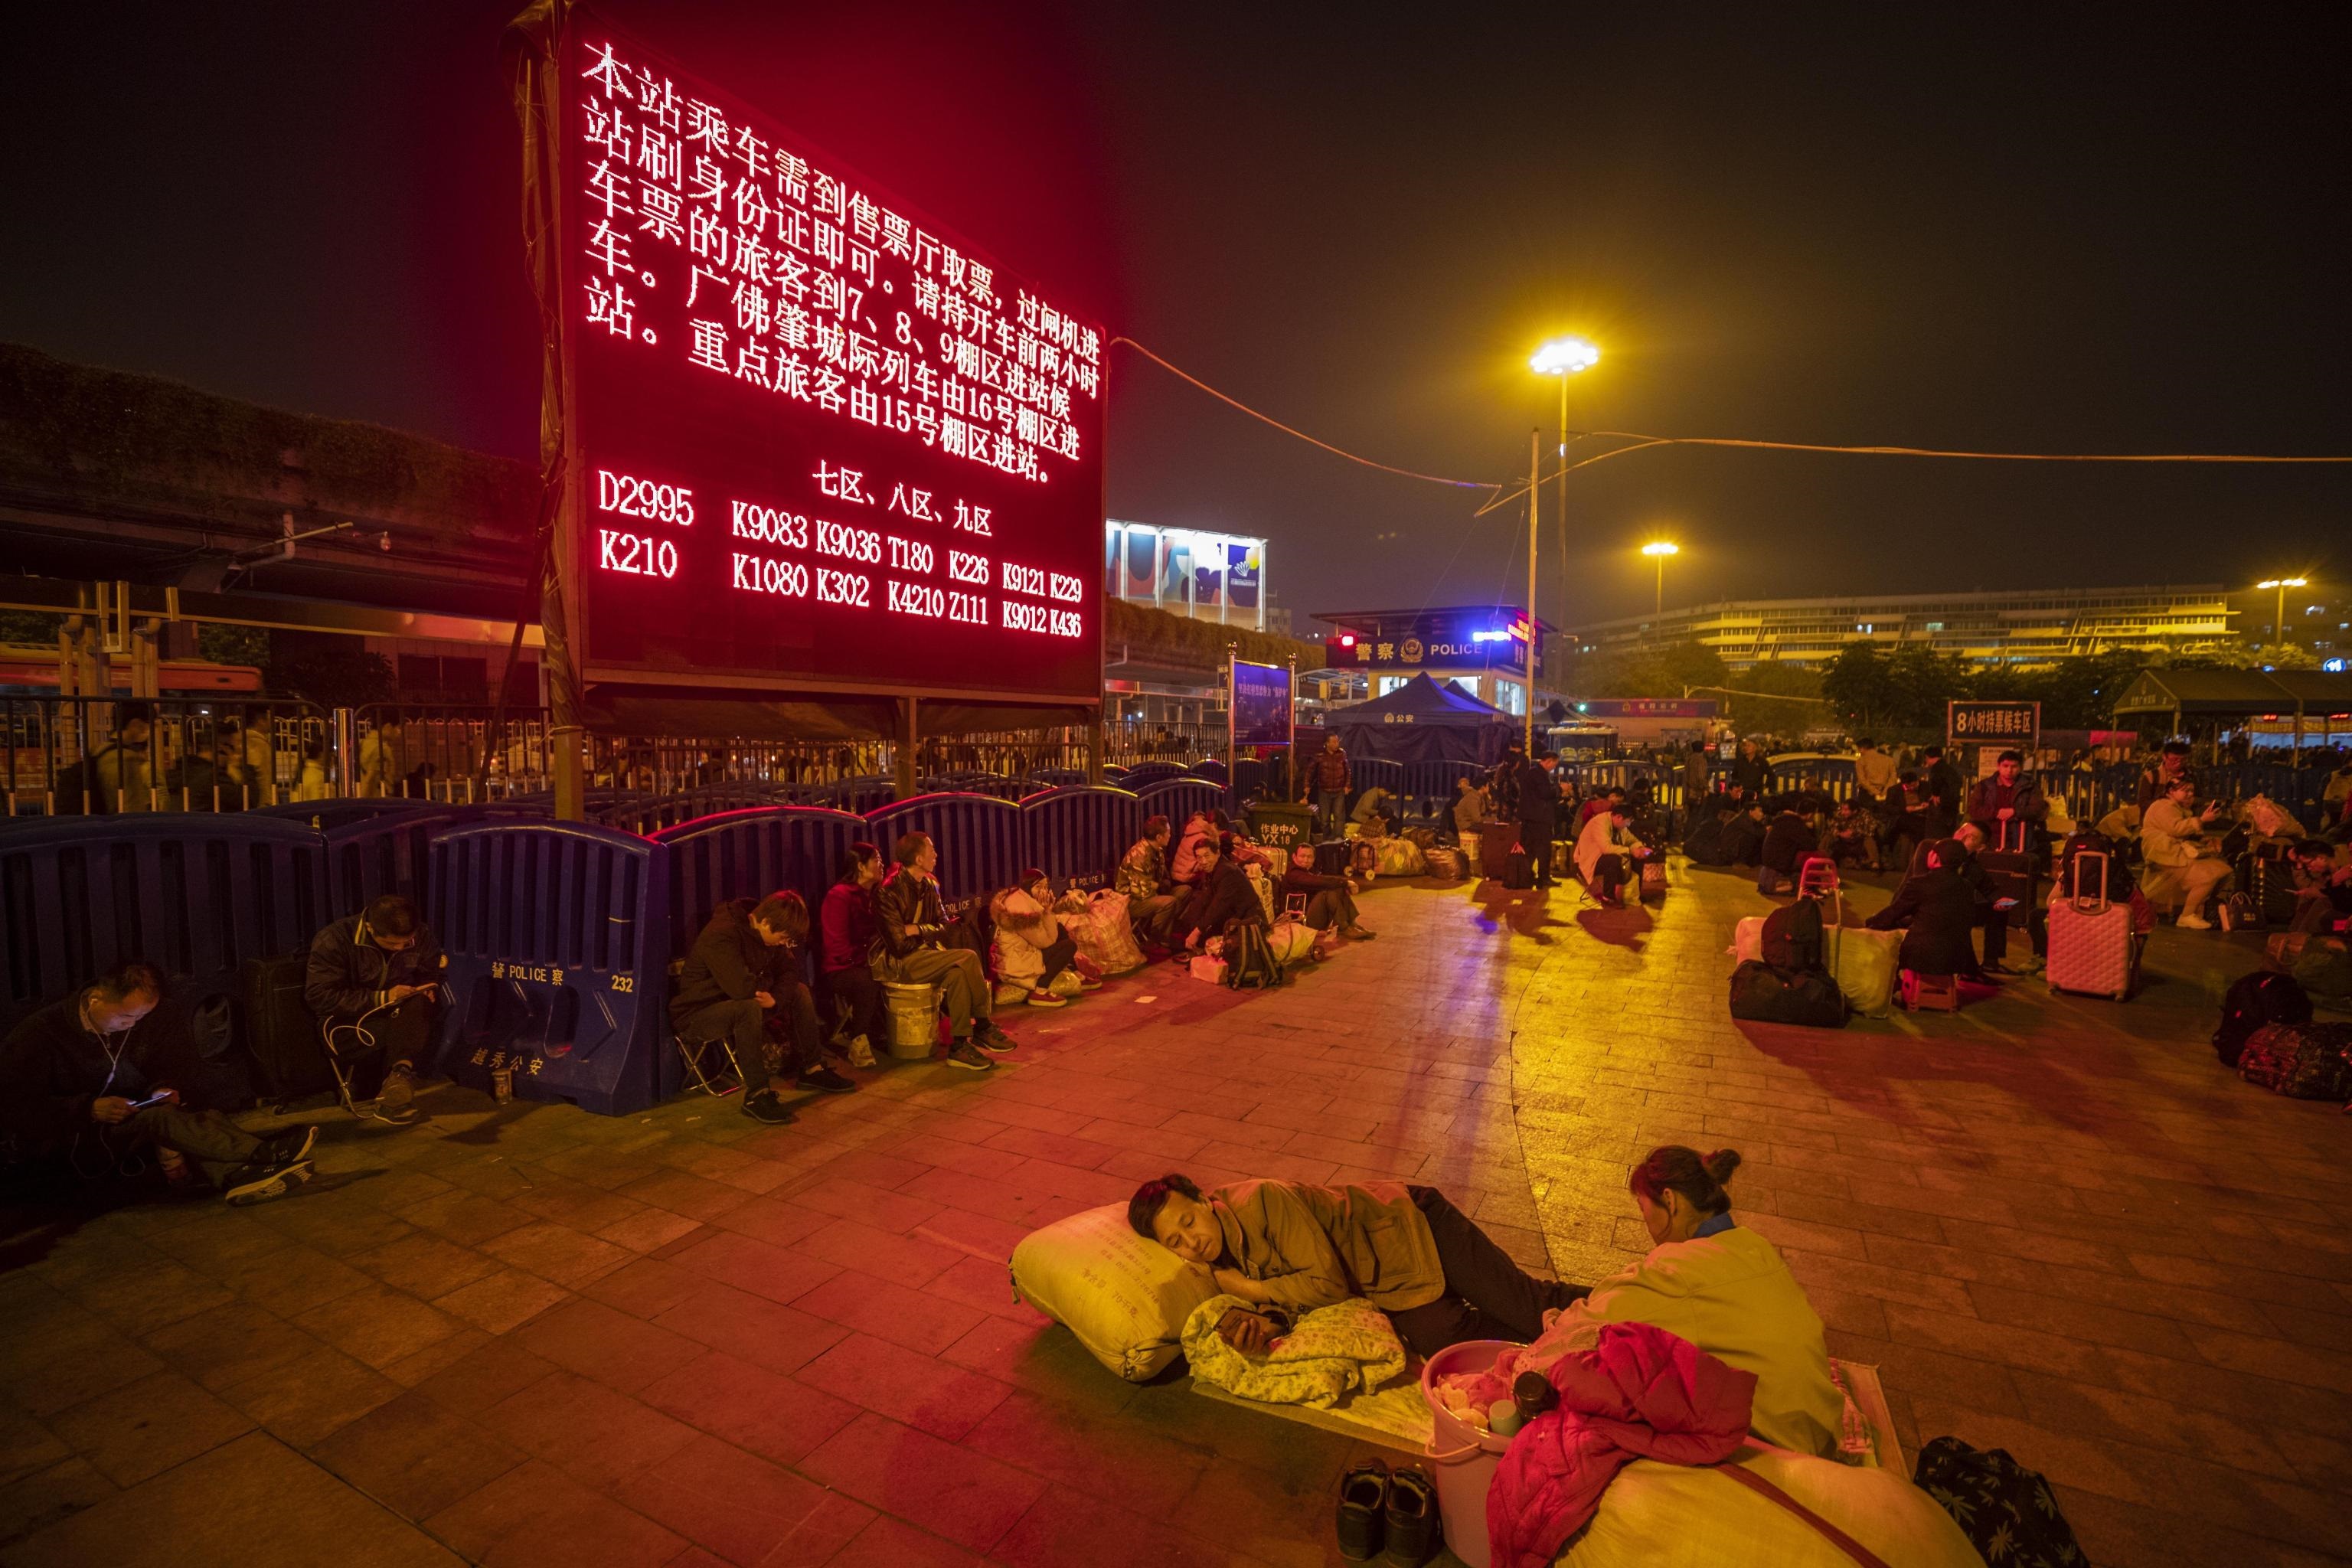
[975, 1021, 1018, 1054]
[1384, 1465, 1438, 1566]
[946, 1039, 995, 1071]
[740, 1089, 796, 1125]
[1335, 1460, 1439, 1566]
[264, 1125, 318, 1168]
[1337, 1459, 1387, 1563]
[796, 1064, 858, 1095]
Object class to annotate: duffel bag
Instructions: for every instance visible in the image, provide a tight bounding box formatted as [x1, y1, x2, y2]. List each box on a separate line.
[1423, 847, 1464, 882]
[2236, 1021, 2352, 1100]
[2292, 939, 2352, 1004]
[1913, 1436, 2087, 1568]
[1728, 959, 1848, 1028]
[1068, 890, 1148, 975]
[1266, 919, 1319, 965]
[2214, 972, 2312, 1067]
[1376, 835, 1426, 878]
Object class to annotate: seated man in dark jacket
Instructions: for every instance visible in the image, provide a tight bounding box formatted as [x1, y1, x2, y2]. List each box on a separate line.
[1279, 844, 1374, 940]
[1170, 837, 1263, 955]
[1720, 802, 1769, 868]
[1, 962, 318, 1205]
[1963, 750, 2049, 851]
[1866, 839, 1989, 978]
[1754, 798, 1820, 895]
[306, 894, 446, 1119]
[672, 891, 855, 1124]
[872, 831, 1016, 1073]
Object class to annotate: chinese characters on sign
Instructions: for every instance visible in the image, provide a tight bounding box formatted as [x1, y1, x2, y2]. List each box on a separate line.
[1946, 701, 2041, 746]
[1230, 659, 1292, 747]
[563, 21, 1106, 701]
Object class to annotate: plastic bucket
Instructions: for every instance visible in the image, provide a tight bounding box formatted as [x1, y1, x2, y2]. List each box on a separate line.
[880, 981, 942, 1060]
[1418, 1338, 1519, 1568]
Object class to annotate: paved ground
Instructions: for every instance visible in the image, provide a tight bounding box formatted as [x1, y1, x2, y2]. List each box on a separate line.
[2, 854, 2348, 1567]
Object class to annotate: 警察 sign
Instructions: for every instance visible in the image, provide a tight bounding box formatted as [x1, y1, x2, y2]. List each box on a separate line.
[561, 18, 1106, 703]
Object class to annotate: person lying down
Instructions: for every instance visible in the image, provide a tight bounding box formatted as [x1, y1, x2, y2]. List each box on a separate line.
[1126, 1173, 1587, 1360]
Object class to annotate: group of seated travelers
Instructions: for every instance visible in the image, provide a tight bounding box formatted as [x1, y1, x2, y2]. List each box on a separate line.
[1119, 811, 1377, 951]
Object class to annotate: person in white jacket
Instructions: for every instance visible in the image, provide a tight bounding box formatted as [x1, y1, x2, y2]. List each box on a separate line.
[2139, 777, 2233, 929]
[1573, 801, 1648, 906]
[989, 870, 1102, 1007]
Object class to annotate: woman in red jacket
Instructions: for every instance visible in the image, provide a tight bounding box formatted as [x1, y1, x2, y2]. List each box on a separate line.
[819, 843, 885, 1067]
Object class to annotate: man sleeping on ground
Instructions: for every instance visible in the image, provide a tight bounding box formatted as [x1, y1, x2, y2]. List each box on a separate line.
[1127, 1174, 1588, 1359]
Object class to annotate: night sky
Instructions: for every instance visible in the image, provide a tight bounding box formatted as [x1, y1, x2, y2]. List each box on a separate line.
[5, 3, 2347, 630]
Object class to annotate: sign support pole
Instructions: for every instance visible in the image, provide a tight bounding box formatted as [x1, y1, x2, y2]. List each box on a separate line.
[1526, 429, 1539, 756]
[894, 697, 918, 801]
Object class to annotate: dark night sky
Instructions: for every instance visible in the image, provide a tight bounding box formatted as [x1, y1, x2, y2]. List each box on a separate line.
[5, 3, 2347, 630]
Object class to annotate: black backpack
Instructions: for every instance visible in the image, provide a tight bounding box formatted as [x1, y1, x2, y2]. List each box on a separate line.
[1727, 959, 1848, 1028]
[1760, 897, 1826, 972]
[2213, 971, 2311, 1067]
[2053, 830, 2114, 899]
[1220, 918, 1285, 989]
[1914, 1437, 2085, 1568]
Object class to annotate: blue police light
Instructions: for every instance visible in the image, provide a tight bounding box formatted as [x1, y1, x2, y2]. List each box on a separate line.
[1470, 630, 1509, 642]
[2327, 658, 2347, 673]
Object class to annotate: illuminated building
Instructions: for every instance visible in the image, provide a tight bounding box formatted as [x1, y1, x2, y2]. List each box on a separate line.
[1563, 585, 2236, 670]
[1104, 521, 1269, 632]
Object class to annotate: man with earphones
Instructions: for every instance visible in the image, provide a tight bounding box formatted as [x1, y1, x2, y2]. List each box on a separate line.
[306, 894, 446, 1119]
[0, 962, 318, 1204]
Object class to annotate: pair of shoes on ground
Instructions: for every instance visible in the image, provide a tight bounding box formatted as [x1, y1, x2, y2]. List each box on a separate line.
[1341, 924, 1377, 941]
[224, 1124, 320, 1206]
[740, 1062, 862, 1124]
[1338, 1459, 1437, 1565]
[947, 1021, 1019, 1071]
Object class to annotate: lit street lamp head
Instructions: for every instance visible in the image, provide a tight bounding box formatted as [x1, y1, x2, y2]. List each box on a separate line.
[1642, 541, 1679, 558]
[1530, 337, 1601, 376]
[2255, 577, 2308, 590]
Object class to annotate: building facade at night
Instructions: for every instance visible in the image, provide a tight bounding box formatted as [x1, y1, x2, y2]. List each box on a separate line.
[1563, 584, 2236, 669]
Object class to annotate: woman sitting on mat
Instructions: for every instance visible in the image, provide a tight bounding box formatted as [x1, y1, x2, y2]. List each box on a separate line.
[1529, 1146, 1845, 1457]
[1129, 1174, 1587, 1358]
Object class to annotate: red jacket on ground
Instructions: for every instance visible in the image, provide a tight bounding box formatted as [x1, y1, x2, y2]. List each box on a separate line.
[1487, 1321, 1757, 1568]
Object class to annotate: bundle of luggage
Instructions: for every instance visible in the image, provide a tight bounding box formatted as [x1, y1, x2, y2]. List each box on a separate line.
[1729, 897, 1849, 1028]
[2214, 971, 2352, 1102]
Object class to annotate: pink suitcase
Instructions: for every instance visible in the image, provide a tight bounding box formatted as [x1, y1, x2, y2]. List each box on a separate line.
[2044, 849, 2137, 1000]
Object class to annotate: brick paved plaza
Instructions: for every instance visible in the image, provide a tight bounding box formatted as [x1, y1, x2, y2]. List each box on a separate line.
[2, 857, 2347, 1568]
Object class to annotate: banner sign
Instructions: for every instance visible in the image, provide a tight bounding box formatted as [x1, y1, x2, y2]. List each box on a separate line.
[1946, 701, 2040, 747]
[1230, 659, 1292, 746]
[1324, 612, 1530, 675]
[561, 15, 1106, 701]
[1569, 698, 1717, 720]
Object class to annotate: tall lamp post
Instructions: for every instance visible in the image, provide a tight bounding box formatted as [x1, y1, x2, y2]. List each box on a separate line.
[1642, 540, 1679, 620]
[2256, 577, 2308, 658]
[1529, 337, 1600, 752]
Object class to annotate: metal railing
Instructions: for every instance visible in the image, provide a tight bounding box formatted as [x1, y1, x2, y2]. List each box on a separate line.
[3, 695, 335, 815]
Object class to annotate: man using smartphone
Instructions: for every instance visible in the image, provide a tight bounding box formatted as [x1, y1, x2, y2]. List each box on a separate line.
[0, 962, 317, 1204]
[306, 895, 446, 1116]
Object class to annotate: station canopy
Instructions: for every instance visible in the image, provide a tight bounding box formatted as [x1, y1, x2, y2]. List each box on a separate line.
[2111, 667, 2352, 718]
[1326, 672, 1514, 764]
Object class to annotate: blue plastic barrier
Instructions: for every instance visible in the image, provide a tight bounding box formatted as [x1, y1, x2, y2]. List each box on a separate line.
[813, 774, 900, 816]
[864, 792, 1024, 913]
[1187, 759, 1229, 785]
[1400, 760, 1483, 822]
[1019, 786, 1145, 893]
[319, 804, 474, 916]
[1136, 777, 1225, 831]
[427, 820, 671, 1116]
[652, 805, 872, 952]
[1119, 761, 1188, 789]
[0, 815, 328, 1034]
[1769, 758, 1856, 802]
[1027, 768, 1089, 791]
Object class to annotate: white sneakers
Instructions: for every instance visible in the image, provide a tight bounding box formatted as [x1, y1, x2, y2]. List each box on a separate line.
[2177, 912, 2213, 930]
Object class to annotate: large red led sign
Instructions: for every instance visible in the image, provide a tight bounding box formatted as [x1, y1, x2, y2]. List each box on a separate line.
[558, 17, 1106, 701]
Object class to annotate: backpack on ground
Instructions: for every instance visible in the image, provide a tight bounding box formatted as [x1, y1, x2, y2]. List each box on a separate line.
[1220, 918, 1285, 990]
[2052, 830, 2113, 900]
[1728, 959, 1848, 1028]
[2292, 939, 2352, 1004]
[2236, 1021, 2352, 1100]
[1760, 897, 1826, 971]
[1913, 1436, 2086, 1568]
[2213, 971, 2311, 1067]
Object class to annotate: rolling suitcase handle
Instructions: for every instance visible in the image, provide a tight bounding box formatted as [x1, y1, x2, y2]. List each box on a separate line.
[2069, 848, 2111, 915]
[1994, 818, 2032, 854]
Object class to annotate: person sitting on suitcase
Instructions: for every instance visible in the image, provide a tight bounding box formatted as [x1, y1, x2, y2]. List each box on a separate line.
[1573, 799, 1648, 906]
[305, 895, 446, 1117]
[1865, 839, 1993, 981]
[1281, 844, 1374, 941]
[1965, 751, 2048, 850]
[2, 962, 319, 1206]
[677, 890, 859, 1123]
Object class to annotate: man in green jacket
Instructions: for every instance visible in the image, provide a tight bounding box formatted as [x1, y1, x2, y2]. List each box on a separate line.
[1129, 1174, 1587, 1357]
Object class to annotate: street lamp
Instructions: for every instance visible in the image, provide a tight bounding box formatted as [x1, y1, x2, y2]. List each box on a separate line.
[1641, 540, 1679, 619]
[1529, 338, 1600, 753]
[2256, 577, 2309, 657]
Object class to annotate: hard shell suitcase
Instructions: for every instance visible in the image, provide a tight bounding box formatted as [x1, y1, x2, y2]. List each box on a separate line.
[1978, 818, 2040, 912]
[1502, 847, 1534, 891]
[1639, 859, 1668, 902]
[239, 954, 335, 1103]
[1312, 840, 1351, 877]
[2043, 849, 2137, 1001]
[1479, 828, 1514, 881]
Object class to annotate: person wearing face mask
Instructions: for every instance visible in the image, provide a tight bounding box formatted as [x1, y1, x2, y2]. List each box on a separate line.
[306, 894, 447, 1119]
[1127, 1173, 1588, 1359]
[0, 962, 318, 1204]
[1537, 1145, 1843, 1457]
